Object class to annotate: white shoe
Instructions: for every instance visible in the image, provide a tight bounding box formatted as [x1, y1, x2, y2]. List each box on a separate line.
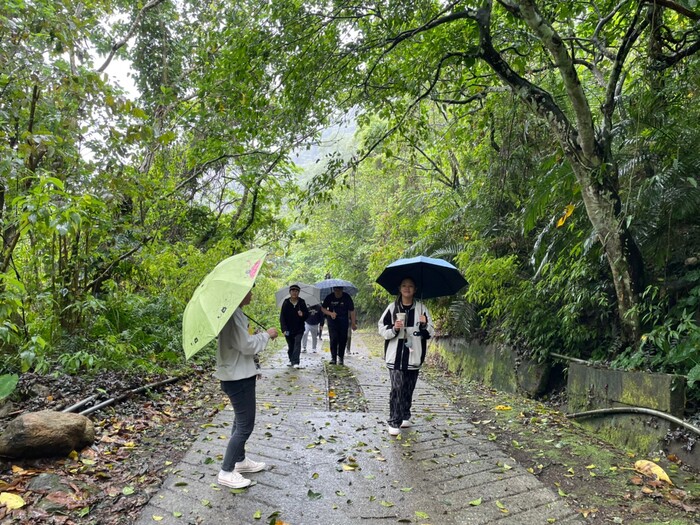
[293, 364, 304, 369]
[311, 348, 317, 353]
[388, 426, 401, 436]
[302, 348, 307, 353]
[400, 420, 412, 428]
[234, 457, 266, 473]
[217, 470, 251, 488]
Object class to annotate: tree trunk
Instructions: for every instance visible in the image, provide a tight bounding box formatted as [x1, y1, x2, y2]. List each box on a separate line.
[477, 1, 646, 344]
[573, 164, 643, 342]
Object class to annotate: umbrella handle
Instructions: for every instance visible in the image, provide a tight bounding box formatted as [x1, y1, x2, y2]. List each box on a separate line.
[244, 313, 268, 330]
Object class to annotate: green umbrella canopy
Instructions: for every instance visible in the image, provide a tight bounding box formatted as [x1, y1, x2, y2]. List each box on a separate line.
[182, 248, 267, 359]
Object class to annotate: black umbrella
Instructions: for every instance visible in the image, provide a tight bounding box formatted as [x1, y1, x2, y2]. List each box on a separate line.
[376, 255, 467, 299]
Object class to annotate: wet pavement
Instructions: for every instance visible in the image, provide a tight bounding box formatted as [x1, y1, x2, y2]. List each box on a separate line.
[135, 334, 583, 525]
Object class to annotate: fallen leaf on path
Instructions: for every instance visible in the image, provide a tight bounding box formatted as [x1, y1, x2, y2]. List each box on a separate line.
[634, 460, 673, 485]
[0, 492, 25, 510]
[578, 507, 598, 518]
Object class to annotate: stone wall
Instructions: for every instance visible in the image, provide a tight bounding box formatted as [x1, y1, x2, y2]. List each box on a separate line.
[429, 337, 550, 396]
[430, 338, 696, 468]
[567, 362, 695, 466]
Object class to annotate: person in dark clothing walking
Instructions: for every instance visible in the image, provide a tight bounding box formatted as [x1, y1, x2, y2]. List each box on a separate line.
[279, 284, 309, 369]
[321, 286, 356, 365]
[302, 304, 324, 353]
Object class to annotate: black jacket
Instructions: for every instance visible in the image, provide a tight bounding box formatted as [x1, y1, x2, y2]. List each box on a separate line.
[280, 298, 309, 335]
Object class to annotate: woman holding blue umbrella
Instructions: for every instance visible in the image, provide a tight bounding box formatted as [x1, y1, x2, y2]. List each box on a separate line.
[378, 277, 434, 436]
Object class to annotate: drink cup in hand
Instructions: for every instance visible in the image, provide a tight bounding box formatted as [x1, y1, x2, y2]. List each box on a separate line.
[395, 313, 406, 330]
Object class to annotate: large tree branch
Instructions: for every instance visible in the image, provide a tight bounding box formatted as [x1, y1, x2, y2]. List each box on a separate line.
[474, 5, 586, 167]
[644, 0, 700, 20]
[651, 35, 700, 68]
[97, 0, 168, 73]
[601, 4, 648, 142]
[84, 235, 154, 293]
[503, 0, 599, 164]
[364, 3, 477, 91]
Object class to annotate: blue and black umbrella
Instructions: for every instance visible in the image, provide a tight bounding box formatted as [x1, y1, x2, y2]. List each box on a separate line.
[376, 255, 467, 299]
[314, 278, 358, 300]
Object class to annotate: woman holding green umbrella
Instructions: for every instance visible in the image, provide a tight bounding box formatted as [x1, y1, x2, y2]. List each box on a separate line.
[182, 248, 279, 489]
[216, 287, 278, 488]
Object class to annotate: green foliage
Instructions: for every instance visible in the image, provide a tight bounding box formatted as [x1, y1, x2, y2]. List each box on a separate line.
[2, 0, 700, 390]
[613, 279, 700, 388]
[0, 374, 19, 401]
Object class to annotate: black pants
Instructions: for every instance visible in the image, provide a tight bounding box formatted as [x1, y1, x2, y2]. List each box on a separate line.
[387, 368, 419, 428]
[328, 322, 349, 361]
[220, 376, 256, 471]
[285, 332, 303, 365]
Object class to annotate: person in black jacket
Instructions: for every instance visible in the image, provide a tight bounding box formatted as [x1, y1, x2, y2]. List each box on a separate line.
[321, 286, 356, 365]
[302, 304, 324, 353]
[279, 284, 309, 369]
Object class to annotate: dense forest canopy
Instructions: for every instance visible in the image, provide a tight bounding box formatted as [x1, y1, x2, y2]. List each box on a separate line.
[1, 0, 700, 397]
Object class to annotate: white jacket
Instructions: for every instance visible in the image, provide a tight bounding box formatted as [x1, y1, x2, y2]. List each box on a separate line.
[378, 300, 434, 371]
[215, 309, 270, 381]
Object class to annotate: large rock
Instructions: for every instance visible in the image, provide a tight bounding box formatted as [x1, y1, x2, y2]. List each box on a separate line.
[0, 410, 94, 458]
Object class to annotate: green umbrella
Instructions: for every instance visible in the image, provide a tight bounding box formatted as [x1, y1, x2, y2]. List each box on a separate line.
[182, 248, 267, 359]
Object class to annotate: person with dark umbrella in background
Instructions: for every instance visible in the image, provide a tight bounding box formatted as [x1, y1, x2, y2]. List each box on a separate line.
[321, 286, 356, 365]
[279, 284, 309, 368]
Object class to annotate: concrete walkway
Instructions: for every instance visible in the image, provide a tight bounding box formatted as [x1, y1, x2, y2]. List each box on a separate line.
[135, 334, 583, 525]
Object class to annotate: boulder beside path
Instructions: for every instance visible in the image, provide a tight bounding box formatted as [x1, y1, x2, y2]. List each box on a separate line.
[0, 410, 94, 458]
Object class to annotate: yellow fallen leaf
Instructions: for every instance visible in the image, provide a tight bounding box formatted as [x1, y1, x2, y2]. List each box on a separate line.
[578, 507, 598, 518]
[494, 405, 512, 411]
[152, 517, 163, 522]
[341, 464, 355, 471]
[634, 460, 673, 485]
[0, 492, 25, 510]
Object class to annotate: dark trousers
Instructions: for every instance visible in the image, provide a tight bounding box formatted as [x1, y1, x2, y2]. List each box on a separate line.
[328, 322, 349, 361]
[388, 368, 419, 428]
[285, 332, 303, 365]
[220, 376, 257, 471]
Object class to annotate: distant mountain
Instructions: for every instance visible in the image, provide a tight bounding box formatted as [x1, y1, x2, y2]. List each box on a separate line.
[292, 116, 357, 176]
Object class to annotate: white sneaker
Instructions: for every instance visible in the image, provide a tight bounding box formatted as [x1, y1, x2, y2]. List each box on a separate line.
[311, 348, 317, 353]
[388, 426, 401, 436]
[217, 470, 251, 488]
[302, 348, 307, 353]
[234, 457, 266, 473]
[400, 420, 412, 428]
[293, 364, 304, 369]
